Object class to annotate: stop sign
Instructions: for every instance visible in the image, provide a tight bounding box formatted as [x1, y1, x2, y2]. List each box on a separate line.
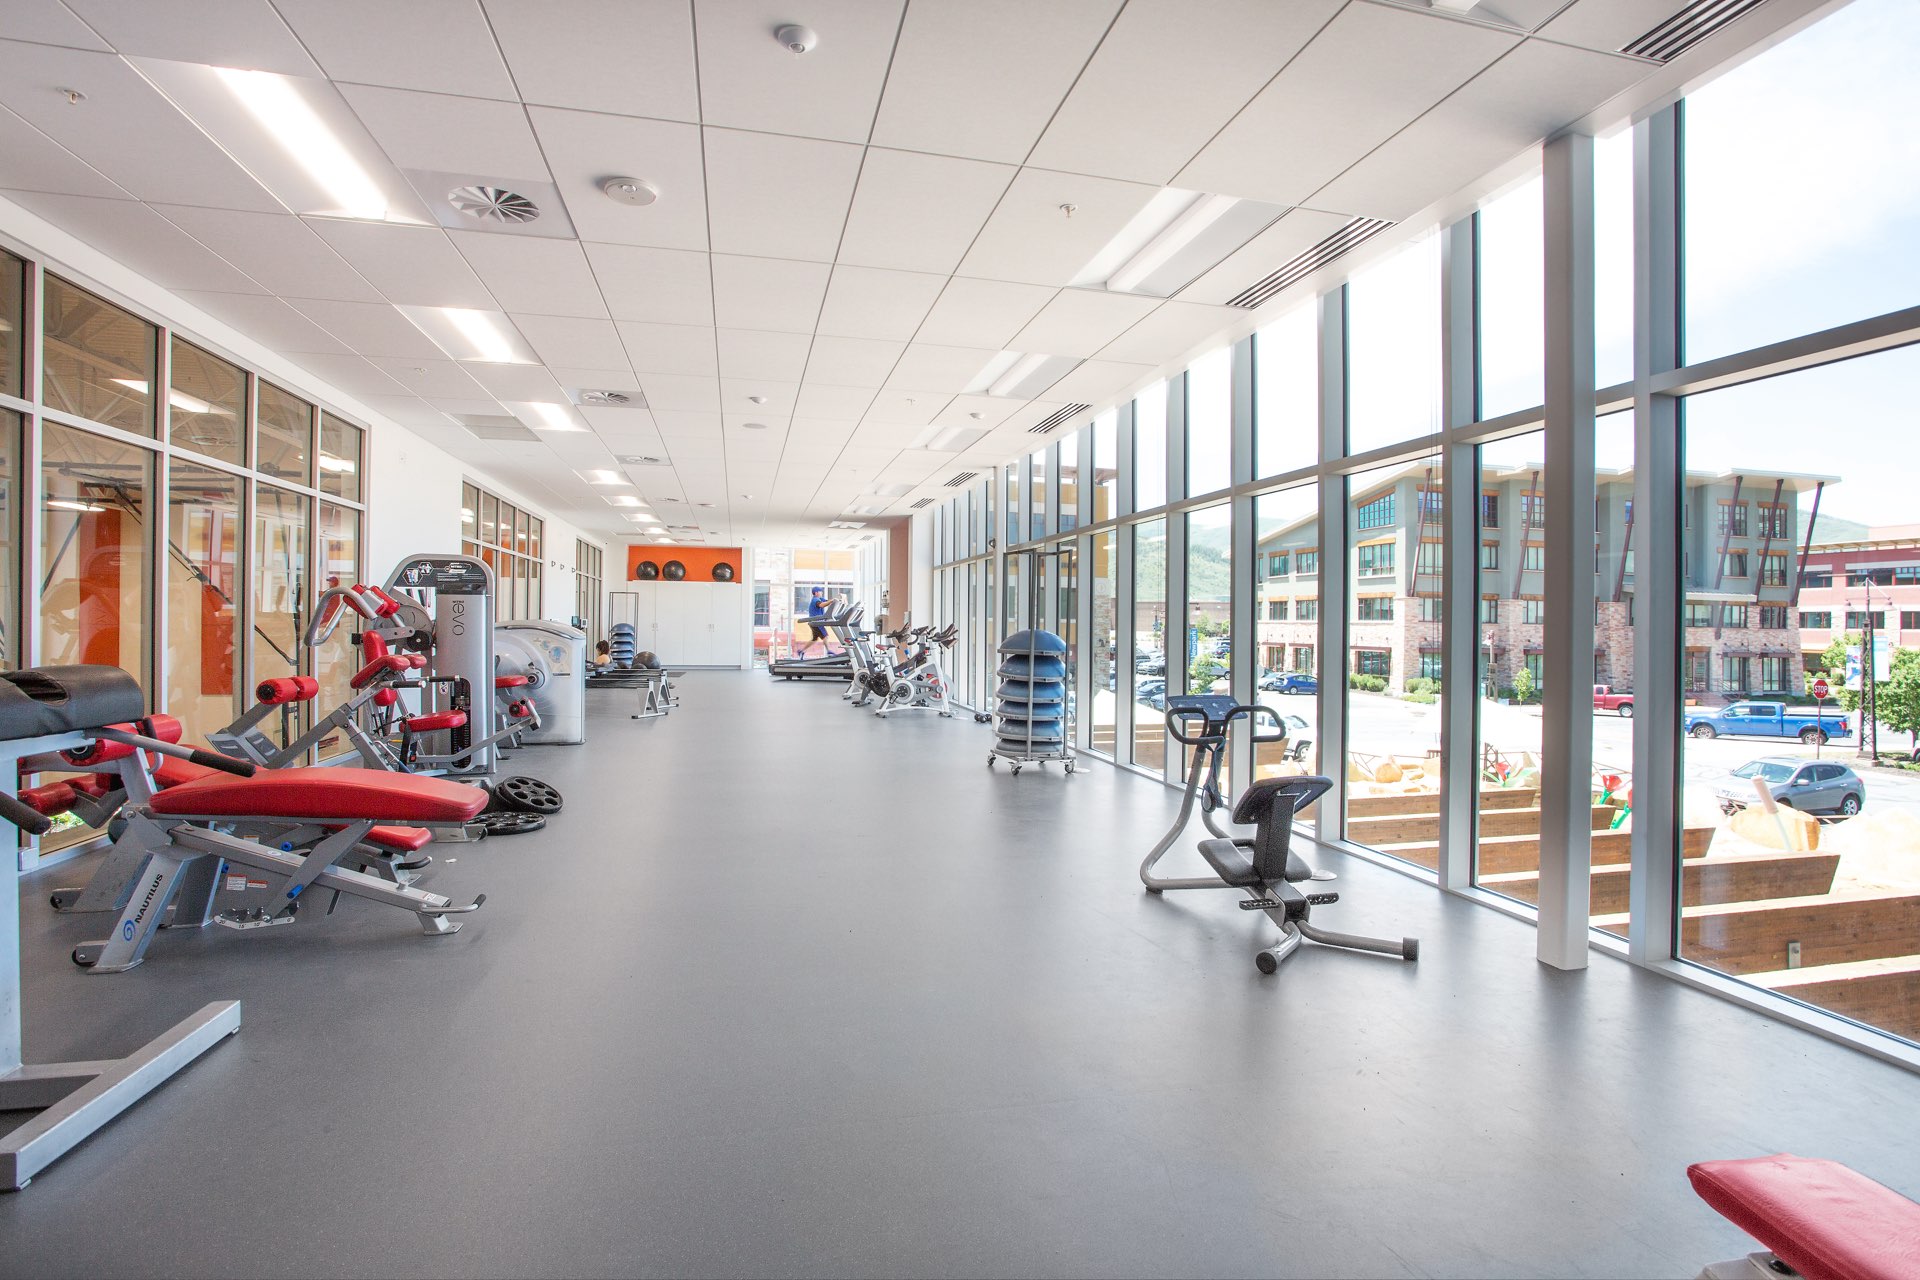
[1811, 677, 1831, 700]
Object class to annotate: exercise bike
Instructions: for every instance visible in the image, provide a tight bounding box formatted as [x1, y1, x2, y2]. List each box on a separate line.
[876, 625, 957, 718]
[1141, 695, 1418, 973]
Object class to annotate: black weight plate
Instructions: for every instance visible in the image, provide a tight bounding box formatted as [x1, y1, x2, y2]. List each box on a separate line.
[491, 775, 564, 815]
[478, 810, 546, 836]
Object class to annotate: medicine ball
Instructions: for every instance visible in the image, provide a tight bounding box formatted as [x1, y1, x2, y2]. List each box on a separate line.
[662, 560, 686, 581]
[636, 651, 661, 669]
[634, 561, 660, 581]
[712, 562, 735, 582]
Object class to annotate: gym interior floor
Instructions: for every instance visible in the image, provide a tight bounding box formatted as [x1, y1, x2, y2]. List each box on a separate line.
[4, 672, 1918, 1278]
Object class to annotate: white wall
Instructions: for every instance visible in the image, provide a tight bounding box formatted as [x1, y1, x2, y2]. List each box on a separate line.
[0, 192, 605, 627]
[910, 510, 934, 634]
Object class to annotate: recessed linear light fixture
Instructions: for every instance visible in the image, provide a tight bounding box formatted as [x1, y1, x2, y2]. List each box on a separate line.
[627, 513, 662, 524]
[397, 306, 538, 364]
[1073, 186, 1286, 298]
[605, 495, 645, 508]
[110, 379, 230, 416]
[909, 422, 987, 453]
[131, 59, 432, 224]
[966, 349, 1081, 400]
[580, 469, 629, 485]
[509, 400, 586, 432]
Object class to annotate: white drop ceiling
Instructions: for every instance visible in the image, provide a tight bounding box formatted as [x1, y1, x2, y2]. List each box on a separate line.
[0, 0, 1785, 545]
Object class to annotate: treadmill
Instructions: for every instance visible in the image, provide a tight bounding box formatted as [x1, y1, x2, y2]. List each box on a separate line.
[768, 602, 862, 681]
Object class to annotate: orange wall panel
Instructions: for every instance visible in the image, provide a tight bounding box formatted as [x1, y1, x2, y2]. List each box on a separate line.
[626, 545, 743, 583]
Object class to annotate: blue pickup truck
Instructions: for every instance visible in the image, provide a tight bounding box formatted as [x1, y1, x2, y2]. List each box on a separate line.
[1683, 700, 1854, 745]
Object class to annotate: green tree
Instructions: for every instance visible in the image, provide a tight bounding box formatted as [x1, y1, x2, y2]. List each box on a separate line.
[1511, 666, 1535, 705]
[1876, 648, 1920, 755]
[1818, 632, 1863, 712]
[1189, 654, 1226, 692]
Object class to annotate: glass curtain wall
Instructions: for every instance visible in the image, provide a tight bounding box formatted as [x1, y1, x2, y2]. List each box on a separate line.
[1255, 485, 1319, 785]
[1131, 519, 1169, 773]
[164, 465, 243, 743]
[460, 480, 545, 621]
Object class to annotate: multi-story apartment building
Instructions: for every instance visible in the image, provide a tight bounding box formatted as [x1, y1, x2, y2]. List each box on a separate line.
[1255, 461, 1831, 698]
[1794, 527, 1920, 668]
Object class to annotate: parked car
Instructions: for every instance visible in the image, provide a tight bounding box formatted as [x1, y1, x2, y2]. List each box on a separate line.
[1684, 700, 1853, 745]
[1259, 672, 1319, 695]
[1593, 684, 1634, 717]
[1135, 677, 1166, 703]
[1135, 653, 1166, 676]
[1713, 756, 1866, 818]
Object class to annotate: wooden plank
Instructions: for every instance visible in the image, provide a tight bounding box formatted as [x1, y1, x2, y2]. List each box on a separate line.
[1756, 958, 1920, 1044]
[1383, 824, 1715, 877]
[1672, 894, 1920, 975]
[1349, 804, 1615, 848]
[1478, 852, 1841, 916]
[1347, 789, 1536, 818]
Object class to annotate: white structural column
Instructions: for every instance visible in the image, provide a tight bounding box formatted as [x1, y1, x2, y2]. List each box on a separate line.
[1315, 288, 1349, 838]
[1229, 335, 1258, 794]
[1437, 218, 1480, 891]
[1539, 130, 1598, 969]
[1629, 107, 1683, 963]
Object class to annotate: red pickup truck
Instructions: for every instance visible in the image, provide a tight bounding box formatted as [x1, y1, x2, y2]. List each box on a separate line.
[1593, 684, 1633, 717]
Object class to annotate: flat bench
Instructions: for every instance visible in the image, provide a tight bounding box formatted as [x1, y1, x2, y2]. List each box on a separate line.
[1690, 1153, 1920, 1280]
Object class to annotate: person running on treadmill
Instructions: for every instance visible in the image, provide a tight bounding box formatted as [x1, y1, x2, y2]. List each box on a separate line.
[802, 587, 838, 659]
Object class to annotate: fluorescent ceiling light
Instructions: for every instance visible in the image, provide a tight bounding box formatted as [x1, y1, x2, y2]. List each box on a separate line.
[110, 379, 230, 416]
[911, 423, 987, 453]
[397, 306, 537, 365]
[606, 495, 645, 507]
[47, 498, 107, 512]
[1107, 194, 1239, 293]
[217, 67, 387, 220]
[317, 454, 356, 474]
[512, 401, 584, 432]
[580, 469, 628, 485]
[966, 350, 1022, 395]
[629, 513, 662, 523]
[989, 353, 1049, 399]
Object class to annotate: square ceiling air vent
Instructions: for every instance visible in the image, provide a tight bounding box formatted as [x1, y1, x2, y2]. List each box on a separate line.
[1623, 0, 1772, 61]
[460, 415, 542, 443]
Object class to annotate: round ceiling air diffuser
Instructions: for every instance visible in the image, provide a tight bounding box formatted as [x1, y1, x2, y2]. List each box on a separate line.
[447, 185, 540, 224]
[579, 390, 632, 406]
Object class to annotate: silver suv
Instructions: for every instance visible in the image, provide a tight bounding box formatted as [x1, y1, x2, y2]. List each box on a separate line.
[1713, 756, 1865, 818]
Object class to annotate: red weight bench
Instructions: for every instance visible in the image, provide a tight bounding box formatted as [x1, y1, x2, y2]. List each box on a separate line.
[1691, 1154, 1920, 1280]
[74, 766, 487, 973]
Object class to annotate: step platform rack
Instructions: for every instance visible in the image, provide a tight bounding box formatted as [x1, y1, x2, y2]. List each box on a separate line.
[988, 545, 1077, 777]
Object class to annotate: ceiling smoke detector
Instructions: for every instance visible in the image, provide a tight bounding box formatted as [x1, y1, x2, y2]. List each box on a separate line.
[579, 389, 632, 406]
[617, 454, 665, 465]
[448, 185, 540, 224]
[601, 176, 660, 206]
[775, 23, 817, 53]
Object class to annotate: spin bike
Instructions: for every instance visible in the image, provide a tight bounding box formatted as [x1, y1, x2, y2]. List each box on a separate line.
[1140, 695, 1418, 973]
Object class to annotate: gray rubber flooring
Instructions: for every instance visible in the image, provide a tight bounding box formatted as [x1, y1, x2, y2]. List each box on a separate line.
[2, 671, 1917, 1278]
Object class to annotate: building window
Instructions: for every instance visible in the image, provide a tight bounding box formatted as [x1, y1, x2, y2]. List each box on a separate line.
[1356, 596, 1394, 622]
[1480, 542, 1500, 570]
[1293, 645, 1316, 673]
[1296, 549, 1319, 575]
[1721, 604, 1750, 629]
[1296, 598, 1319, 621]
[43, 276, 156, 437]
[1419, 653, 1444, 681]
[1760, 553, 1789, 587]
[1355, 493, 1395, 530]
[1480, 596, 1498, 624]
[1801, 571, 1833, 589]
[1760, 656, 1790, 691]
[1417, 597, 1443, 622]
[1684, 602, 1714, 628]
[1268, 552, 1289, 576]
[1267, 599, 1287, 621]
[1757, 504, 1790, 538]
[1685, 650, 1710, 691]
[1523, 653, 1545, 688]
[1480, 492, 1500, 528]
[1521, 491, 1545, 528]
[1521, 598, 1546, 625]
[1722, 656, 1751, 691]
[1759, 605, 1789, 629]
[1416, 487, 1443, 522]
[1799, 610, 1833, 628]
[1716, 502, 1749, 537]
[1724, 551, 1748, 578]
[1522, 544, 1545, 572]
[1353, 649, 1391, 677]
[1356, 541, 1395, 576]
[462, 480, 544, 621]
[1903, 611, 1920, 630]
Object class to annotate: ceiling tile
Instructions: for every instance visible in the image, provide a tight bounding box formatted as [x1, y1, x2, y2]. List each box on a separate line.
[617, 321, 718, 377]
[547, 367, 649, 396]
[306, 220, 495, 307]
[717, 329, 812, 383]
[957, 167, 1161, 287]
[283, 351, 407, 397]
[1029, 0, 1342, 184]
[801, 336, 903, 387]
[861, 390, 948, 426]
[155, 205, 382, 302]
[485, 0, 698, 120]
[1539, 0, 1695, 52]
[585, 243, 713, 326]
[709, 254, 830, 334]
[368, 356, 491, 398]
[795, 383, 880, 419]
[465, 362, 564, 401]
[885, 343, 999, 394]
[0, 40, 281, 210]
[176, 290, 352, 354]
[717, 378, 798, 416]
[641, 376, 722, 413]
[1308, 40, 1653, 220]
[0, 105, 126, 199]
[510, 313, 628, 368]
[528, 107, 706, 251]
[1173, 4, 1518, 207]
[1096, 299, 1245, 364]
[693, 0, 902, 143]
[6, 192, 264, 293]
[450, 232, 606, 317]
[931, 393, 1025, 430]
[285, 297, 447, 359]
[272, 0, 518, 99]
[1176, 207, 1352, 306]
[1, 1, 114, 50]
[702, 128, 863, 262]
[423, 394, 501, 416]
[1009, 288, 1160, 358]
[914, 277, 1057, 349]
[1037, 357, 1152, 404]
[836, 147, 1016, 274]
[63, 0, 321, 74]
[338, 83, 550, 181]
[356, 393, 455, 429]
[815, 265, 948, 341]
[872, 0, 1120, 163]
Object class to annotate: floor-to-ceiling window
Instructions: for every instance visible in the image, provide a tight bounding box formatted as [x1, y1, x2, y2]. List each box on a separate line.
[1130, 518, 1168, 774]
[1255, 485, 1319, 784]
[164, 465, 243, 744]
[461, 480, 545, 621]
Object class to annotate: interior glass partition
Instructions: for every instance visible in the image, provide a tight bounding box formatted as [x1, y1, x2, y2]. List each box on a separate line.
[0, 411, 17, 670]
[39, 424, 152, 687]
[0, 250, 21, 399]
[253, 485, 310, 740]
[164, 464, 243, 744]
[168, 338, 246, 465]
[43, 277, 156, 437]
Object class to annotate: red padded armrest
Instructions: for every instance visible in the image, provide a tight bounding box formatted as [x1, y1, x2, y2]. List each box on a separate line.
[404, 711, 466, 733]
[494, 674, 530, 688]
[18, 781, 77, 816]
[1689, 1155, 1920, 1280]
